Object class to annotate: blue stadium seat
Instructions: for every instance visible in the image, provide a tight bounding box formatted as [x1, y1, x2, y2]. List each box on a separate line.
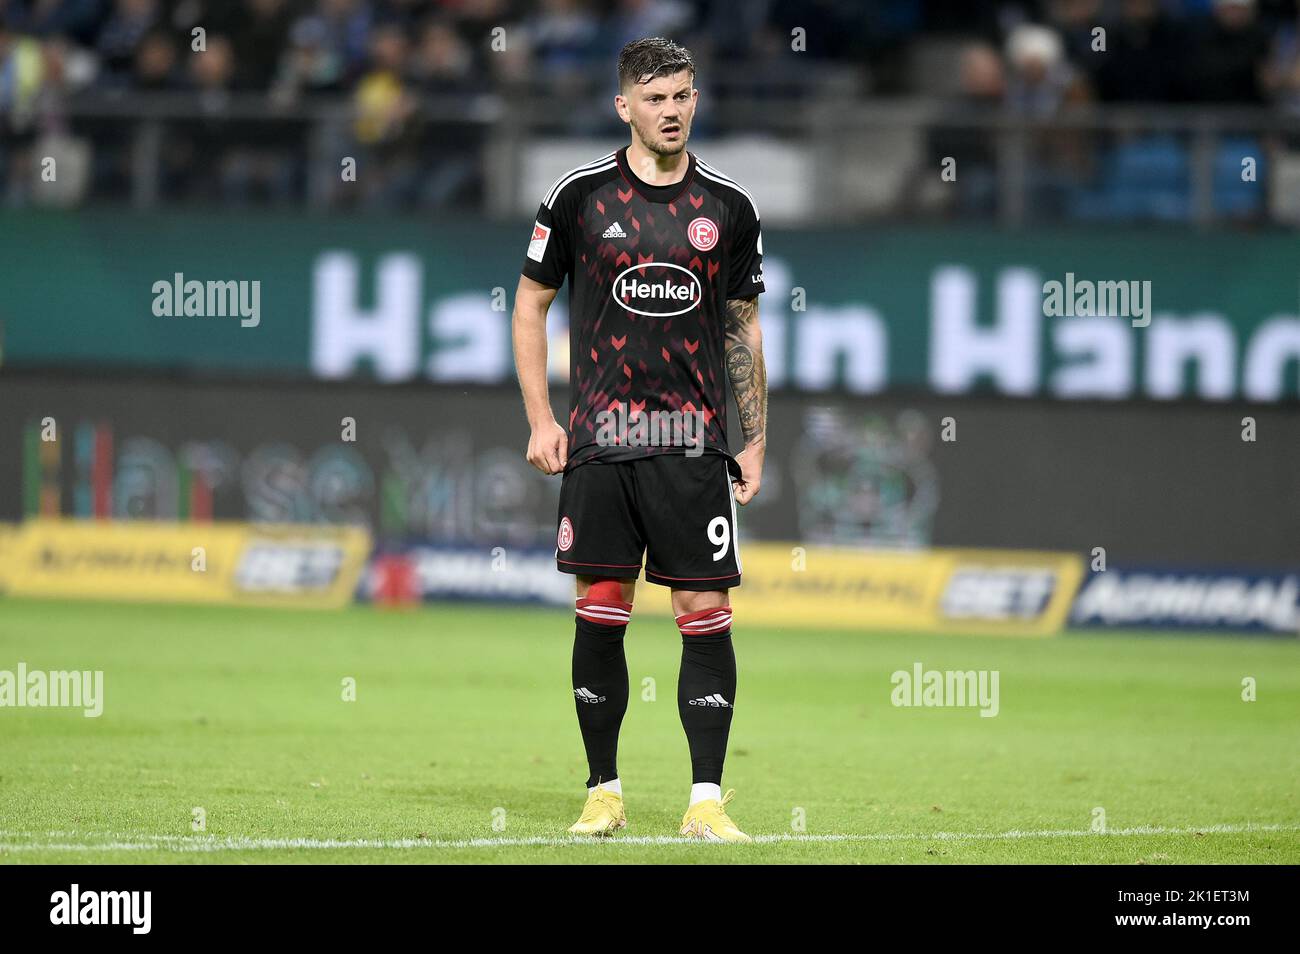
[1069, 136, 1191, 222]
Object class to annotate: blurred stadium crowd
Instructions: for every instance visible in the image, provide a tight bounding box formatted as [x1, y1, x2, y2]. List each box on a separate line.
[2, 0, 1300, 217]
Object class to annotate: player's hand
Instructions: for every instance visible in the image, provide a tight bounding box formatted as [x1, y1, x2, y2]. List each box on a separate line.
[526, 419, 568, 475]
[732, 440, 764, 505]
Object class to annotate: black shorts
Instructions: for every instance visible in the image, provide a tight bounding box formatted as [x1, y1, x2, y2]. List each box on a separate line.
[555, 454, 743, 591]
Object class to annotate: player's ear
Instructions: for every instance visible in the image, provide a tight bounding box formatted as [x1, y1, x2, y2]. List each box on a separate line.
[614, 93, 630, 123]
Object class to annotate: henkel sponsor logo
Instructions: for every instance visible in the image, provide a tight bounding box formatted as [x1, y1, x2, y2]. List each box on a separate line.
[613, 263, 702, 317]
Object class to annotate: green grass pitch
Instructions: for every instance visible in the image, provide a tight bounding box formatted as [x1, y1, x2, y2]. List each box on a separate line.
[0, 597, 1296, 864]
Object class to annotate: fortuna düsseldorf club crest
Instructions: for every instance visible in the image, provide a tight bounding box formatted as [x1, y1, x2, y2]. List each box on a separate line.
[557, 516, 575, 552]
[687, 217, 718, 251]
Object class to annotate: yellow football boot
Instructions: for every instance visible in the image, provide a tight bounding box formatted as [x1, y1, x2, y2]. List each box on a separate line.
[680, 789, 752, 843]
[567, 785, 627, 836]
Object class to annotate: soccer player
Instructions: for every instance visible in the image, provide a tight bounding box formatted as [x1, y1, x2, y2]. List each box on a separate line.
[512, 37, 768, 842]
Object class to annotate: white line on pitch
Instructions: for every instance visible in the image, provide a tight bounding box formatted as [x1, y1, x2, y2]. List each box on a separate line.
[0, 823, 1296, 852]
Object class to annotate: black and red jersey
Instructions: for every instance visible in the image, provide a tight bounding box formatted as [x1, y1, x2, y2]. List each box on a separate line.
[521, 146, 765, 474]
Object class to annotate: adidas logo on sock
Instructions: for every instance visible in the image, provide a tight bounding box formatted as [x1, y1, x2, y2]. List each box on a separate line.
[602, 221, 627, 239]
[574, 687, 607, 704]
[688, 694, 732, 708]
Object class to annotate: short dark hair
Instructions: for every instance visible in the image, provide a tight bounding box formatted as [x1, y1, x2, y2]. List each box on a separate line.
[618, 37, 695, 91]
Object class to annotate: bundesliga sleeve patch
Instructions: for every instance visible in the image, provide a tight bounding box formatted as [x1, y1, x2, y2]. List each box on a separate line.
[527, 222, 551, 262]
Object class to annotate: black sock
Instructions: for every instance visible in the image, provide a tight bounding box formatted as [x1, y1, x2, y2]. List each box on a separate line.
[677, 629, 736, 785]
[572, 616, 629, 789]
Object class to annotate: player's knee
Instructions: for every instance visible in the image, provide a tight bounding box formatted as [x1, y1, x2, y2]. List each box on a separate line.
[576, 577, 633, 633]
[583, 578, 630, 603]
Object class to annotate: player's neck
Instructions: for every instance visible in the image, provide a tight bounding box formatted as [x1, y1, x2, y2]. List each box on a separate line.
[624, 140, 690, 187]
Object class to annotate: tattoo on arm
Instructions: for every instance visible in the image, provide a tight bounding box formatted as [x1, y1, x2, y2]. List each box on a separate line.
[724, 297, 767, 446]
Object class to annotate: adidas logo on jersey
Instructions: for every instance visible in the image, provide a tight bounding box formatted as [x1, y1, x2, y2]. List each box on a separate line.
[602, 221, 628, 239]
[688, 694, 732, 708]
[574, 687, 607, 704]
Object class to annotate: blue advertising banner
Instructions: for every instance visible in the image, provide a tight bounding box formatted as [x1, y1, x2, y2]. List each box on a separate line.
[1071, 567, 1300, 634]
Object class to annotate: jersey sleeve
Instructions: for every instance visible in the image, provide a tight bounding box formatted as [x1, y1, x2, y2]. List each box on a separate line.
[727, 197, 765, 300]
[521, 192, 575, 289]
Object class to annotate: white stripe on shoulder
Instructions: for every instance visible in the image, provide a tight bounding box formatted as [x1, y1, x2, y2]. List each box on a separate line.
[544, 153, 618, 208]
[694, 159, 760, 219]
